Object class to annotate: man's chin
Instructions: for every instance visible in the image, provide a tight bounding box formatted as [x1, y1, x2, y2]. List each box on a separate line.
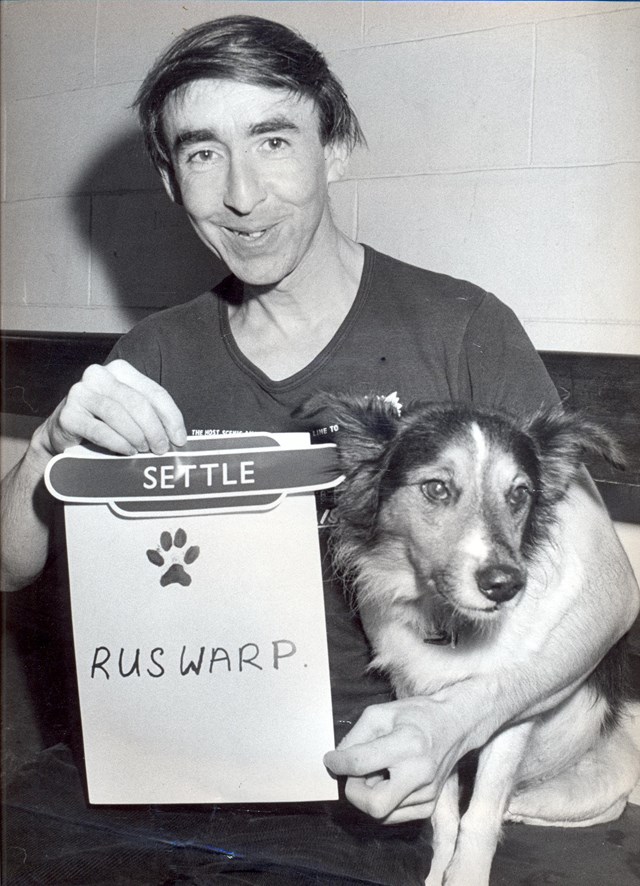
[224, 256, 292, 290]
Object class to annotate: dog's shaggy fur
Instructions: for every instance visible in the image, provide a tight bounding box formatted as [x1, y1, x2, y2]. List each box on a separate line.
[306, 394, 640, 886]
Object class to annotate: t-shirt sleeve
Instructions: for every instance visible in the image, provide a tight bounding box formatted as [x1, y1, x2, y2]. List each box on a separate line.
[104, 322, 163, 384]
[459, 291, 560, 415]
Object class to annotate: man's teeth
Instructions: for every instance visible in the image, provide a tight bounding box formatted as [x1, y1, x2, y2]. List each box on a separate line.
[233, 229, 267, 239]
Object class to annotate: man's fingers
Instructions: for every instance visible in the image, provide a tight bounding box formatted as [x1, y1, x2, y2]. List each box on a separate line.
[42, 361, 188, 458]
[325, 723, 431, 777]
[333, 704, 394, 749]
[377, 799, 436, 825]
[325, 724, 440, 821]
[58, 396, 145, 455]
[323, 699, 461, 821]
[394, 783, 440, 809]
[66, 376, 165, 453]
[342, 758, 438, 821]
[324, 739, 394, 777]
[66, 362, 186, 454]
[106, 360, 187, 446]
[70, 410, 144, 456]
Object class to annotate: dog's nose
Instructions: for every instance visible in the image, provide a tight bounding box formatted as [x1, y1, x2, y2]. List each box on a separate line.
[475, 565, 525, 603]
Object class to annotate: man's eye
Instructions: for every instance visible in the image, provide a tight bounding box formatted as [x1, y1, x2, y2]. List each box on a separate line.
[264, 137, 287, 152]
[188, 149, 217, 165]
[421, 480, 450, 502]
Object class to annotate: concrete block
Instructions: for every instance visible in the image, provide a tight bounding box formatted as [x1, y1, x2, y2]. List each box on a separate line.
[5, 84, 157, 201]
[363, 1, 639, 45]
[330, 25, 532, 177]
[533, 8, 640, 164]
[1, 197, 90, 309]
[1, 0, 96, 100]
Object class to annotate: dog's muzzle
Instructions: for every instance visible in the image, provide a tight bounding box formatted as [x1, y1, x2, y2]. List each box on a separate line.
[475, 564, 525, 604]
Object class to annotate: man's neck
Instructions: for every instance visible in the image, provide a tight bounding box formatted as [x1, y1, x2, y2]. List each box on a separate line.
[229, 229, 364, 381]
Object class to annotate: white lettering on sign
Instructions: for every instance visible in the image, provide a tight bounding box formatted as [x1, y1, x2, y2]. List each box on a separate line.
[142, 460, 256, 491]
[199, 462, 220, 485]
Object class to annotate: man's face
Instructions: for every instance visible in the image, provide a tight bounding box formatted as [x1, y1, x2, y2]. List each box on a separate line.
[160, 78, 346, 288]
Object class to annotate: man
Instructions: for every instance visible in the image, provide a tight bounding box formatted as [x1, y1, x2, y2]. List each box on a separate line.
[2, 15, 638, 884]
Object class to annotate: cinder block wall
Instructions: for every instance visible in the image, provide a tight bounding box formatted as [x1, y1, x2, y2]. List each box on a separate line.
[1, 0, 639, 353]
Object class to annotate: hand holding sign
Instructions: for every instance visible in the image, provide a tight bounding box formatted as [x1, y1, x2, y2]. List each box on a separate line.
[39, 359, 187, 458]
[1, 361, 188, 594]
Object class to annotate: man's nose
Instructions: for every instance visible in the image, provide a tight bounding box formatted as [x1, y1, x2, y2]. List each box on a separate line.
[223, 154, 266, 215]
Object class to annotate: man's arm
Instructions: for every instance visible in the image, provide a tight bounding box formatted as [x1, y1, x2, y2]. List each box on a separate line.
[325, 470, 640, 822]
[1, 360, 186, 593]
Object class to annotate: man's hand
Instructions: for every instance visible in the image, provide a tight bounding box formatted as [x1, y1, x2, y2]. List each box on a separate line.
[36, 359, 187, 459]
[1, 360, 187, 593]
[325, 696, 470, 824]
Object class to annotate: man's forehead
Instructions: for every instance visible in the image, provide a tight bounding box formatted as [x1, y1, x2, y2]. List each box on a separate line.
[162, 78, 318, 137]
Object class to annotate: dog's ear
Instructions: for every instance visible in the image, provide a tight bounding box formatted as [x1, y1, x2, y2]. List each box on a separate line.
[296, 392, 402, 472]
[525, 406, 625, 500]
[296, 393, 403, 538]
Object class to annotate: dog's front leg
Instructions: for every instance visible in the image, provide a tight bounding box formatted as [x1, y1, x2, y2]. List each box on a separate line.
[442, 721, 534, 886]
[425, 767, 460, 886]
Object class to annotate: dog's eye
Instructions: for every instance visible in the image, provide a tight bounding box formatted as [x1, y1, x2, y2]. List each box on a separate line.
[421, 480, 450, 502]
[508, 484, 532, 510]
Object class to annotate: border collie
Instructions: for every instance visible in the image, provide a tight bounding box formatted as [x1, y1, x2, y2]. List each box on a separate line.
[312, 394, 640, 886]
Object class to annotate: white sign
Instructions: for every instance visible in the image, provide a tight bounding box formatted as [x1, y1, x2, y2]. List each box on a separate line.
[46, 434, 341, 805]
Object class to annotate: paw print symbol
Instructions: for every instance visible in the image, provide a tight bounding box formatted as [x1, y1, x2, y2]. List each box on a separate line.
[146, 529, 200, 587]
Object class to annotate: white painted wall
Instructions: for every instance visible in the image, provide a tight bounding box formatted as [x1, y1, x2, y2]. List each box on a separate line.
[1, 1, 639, 353]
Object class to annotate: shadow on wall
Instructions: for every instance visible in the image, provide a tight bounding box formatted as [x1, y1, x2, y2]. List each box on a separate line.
[69, 127, 228, 326]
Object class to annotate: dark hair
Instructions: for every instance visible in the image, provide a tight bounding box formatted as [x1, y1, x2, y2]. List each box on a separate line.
[133, 15, 365, 172]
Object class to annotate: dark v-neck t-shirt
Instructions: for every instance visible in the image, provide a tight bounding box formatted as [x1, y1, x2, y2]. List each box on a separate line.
[111, 245, 557, 434]
[109, 244, 558, 734]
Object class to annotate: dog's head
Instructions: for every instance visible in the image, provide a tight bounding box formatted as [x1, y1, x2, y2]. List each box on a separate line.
[302, 394, 623, 625]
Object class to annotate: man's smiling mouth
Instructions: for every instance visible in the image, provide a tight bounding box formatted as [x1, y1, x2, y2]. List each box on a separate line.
[225, 227, 270, 240]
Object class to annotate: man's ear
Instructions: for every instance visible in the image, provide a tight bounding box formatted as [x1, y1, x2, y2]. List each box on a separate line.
[159, 165, 183, 206]
[325, 140, 350, 183]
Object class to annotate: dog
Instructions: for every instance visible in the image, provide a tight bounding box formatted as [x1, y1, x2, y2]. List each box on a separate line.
[304, 394, 640, 886]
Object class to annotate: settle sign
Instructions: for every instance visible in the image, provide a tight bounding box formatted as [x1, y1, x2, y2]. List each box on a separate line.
[46, 434, 342, 805]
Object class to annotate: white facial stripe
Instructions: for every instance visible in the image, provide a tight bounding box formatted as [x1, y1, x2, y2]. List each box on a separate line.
[460, 528, 490, 562]
[470, 422, 488, 483]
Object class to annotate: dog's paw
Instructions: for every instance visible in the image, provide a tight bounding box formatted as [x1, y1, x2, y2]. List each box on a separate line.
[146, 529, 200, 587]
